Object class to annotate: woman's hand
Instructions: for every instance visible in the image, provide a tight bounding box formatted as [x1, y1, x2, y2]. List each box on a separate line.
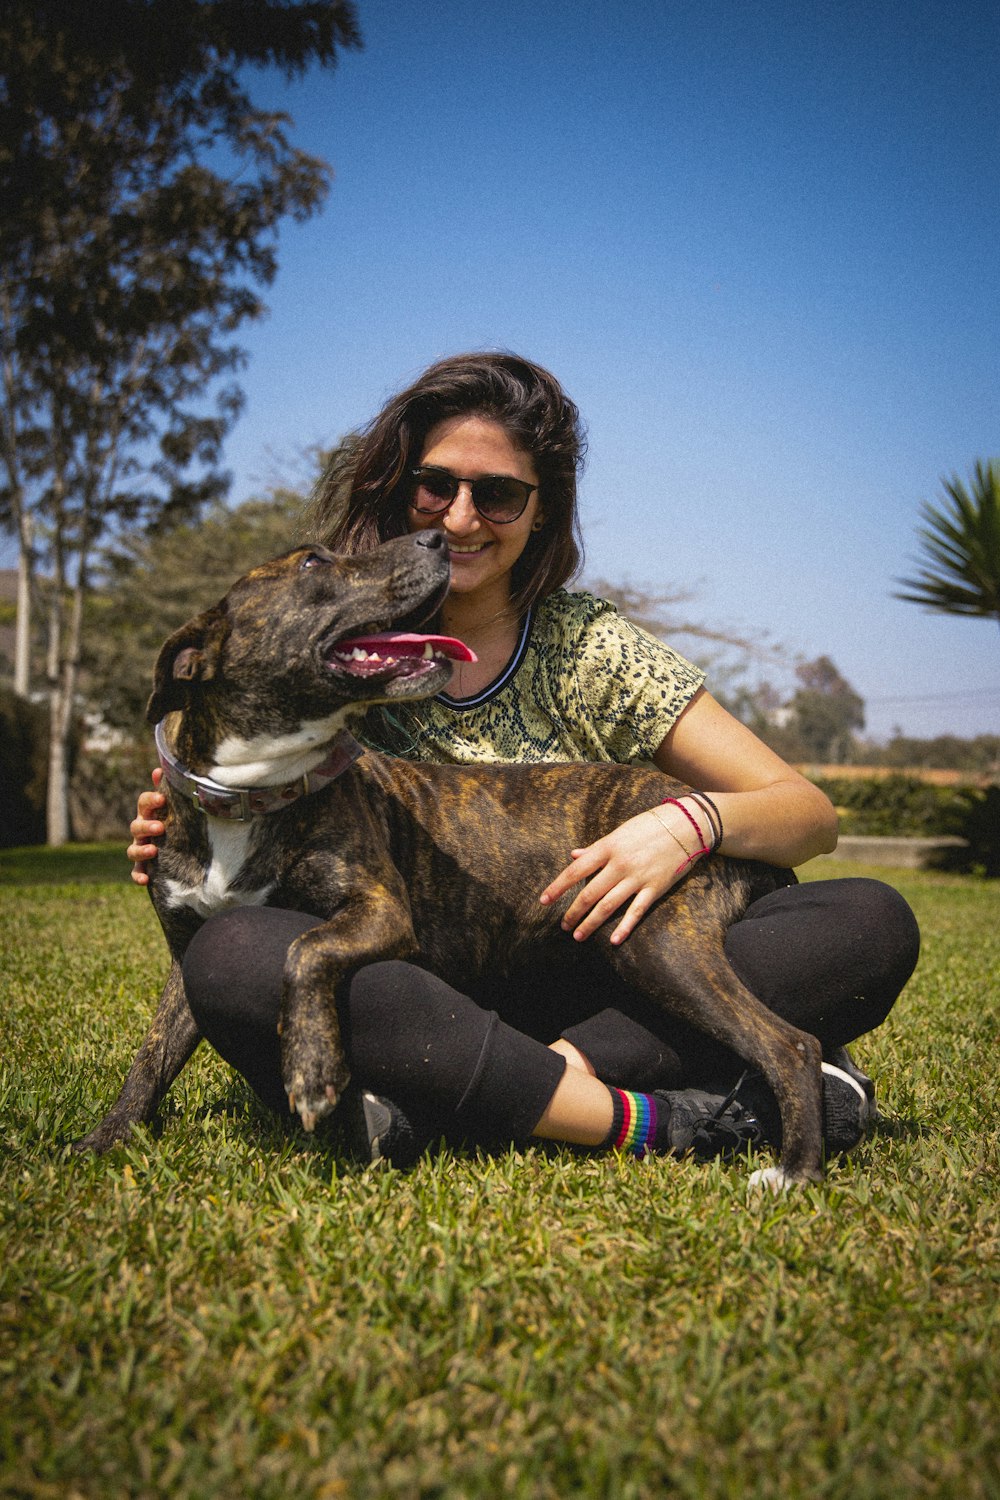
[539, 799, 712, 946]
[538, 688, 839, 945]
[128, 767, 166, 886]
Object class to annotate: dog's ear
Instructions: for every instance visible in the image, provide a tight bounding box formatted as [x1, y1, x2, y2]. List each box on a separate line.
[146, 607, 228, 724]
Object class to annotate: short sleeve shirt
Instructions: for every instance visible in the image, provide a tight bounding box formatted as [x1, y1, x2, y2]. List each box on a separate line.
[361, 588, 705, 766]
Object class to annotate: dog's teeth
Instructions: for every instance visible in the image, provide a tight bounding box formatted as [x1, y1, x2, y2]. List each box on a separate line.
[351, 647, 367, 661]
[423, 643, 434, 659]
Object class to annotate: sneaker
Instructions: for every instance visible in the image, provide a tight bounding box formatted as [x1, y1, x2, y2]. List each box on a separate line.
[737, 1063, 870, 1155]
[652, 1086, 767, 1161]
[337, 1088, 428, 1169]
[824, 1045, 881, 1123]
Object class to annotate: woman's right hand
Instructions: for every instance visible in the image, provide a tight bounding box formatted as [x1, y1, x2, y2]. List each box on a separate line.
[128, 766, 166, 885]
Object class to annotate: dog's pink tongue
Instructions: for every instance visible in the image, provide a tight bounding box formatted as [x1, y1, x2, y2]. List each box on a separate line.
[336, 632, 477, 662]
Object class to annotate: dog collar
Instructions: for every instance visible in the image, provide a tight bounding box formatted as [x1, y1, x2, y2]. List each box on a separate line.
[154, 721, 365, 821]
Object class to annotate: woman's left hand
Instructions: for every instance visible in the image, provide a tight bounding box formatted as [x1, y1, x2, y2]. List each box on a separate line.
[539, 803, 707, 946]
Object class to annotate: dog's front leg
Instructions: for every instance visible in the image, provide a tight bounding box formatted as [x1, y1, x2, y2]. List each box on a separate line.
[73, 961, 202, 1155]
[279, 891, 417, 1132]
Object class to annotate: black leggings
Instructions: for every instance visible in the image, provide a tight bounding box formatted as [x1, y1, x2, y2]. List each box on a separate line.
[182, 878, 919, 1147]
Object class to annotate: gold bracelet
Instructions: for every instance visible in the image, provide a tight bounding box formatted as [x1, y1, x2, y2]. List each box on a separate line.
[649, 804, 692, 858]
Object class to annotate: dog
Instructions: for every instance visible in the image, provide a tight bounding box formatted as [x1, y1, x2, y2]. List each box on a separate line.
[75, 530, 828, 1188]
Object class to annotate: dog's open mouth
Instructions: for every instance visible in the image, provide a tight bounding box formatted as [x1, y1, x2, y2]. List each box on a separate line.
[325, 631, 476, 687]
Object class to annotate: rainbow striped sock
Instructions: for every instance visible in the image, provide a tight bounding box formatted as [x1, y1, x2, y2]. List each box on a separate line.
[603, 1088, 660, 1158]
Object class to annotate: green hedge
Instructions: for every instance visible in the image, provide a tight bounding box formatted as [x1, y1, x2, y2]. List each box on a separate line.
[812, 774, 1000, 876]
[0, 687, 48, 846]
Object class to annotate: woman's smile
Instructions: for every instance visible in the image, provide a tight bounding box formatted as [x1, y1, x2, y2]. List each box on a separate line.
[448, 540, 490, 553]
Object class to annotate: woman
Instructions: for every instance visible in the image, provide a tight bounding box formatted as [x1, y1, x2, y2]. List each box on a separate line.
[129, 353, 919, 1165]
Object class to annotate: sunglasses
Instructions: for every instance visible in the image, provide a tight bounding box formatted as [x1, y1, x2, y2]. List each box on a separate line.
[407, 466, 538, 524]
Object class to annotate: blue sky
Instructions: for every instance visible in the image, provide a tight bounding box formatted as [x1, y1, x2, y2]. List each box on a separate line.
[181, 1, 1000, 739]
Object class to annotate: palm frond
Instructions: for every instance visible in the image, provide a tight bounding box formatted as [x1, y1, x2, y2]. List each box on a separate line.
[894, 459, 1000, 625]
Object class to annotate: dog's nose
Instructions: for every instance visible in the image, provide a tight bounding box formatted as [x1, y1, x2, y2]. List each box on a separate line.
[413, 529, 447, 553]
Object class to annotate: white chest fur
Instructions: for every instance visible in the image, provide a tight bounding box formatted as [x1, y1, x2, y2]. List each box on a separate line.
[157, 711, 354, 918]
[161, 820, 276, 918]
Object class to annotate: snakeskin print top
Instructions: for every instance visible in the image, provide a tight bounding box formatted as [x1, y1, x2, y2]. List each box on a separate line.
[360, 589, 705, 766]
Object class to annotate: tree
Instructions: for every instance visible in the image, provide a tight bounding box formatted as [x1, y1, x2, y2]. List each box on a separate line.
[894, 460, 1000, 630]
[88, 482, 315, 735]
[582, 575, 791, 702]
[786, 655, 865, 764]
[0, 0, 361, 842]
[86, 436, 354, 737]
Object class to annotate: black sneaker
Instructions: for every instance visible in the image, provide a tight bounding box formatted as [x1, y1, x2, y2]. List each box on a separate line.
[737, 1063, 870, 1155]
[824, 1045, 881, 1123]
[652, 1087, 767, 1161]
[337, 1088, 428, 1169]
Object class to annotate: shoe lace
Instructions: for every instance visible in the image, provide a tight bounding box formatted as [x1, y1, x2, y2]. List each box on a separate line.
[688, 1071, 762, 1157]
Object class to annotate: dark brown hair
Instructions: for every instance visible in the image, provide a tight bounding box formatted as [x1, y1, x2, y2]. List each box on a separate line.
[306, 352, 586, 613]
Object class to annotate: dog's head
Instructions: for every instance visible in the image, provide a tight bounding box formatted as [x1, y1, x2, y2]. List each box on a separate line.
[147, 532, 472, 761]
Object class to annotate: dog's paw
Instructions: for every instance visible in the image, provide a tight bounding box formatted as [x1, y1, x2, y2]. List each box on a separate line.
[280, 1007, 352, 1134]
[747, 1163, 821, 1193]
[283, 1046, 352, 1134]
[70, 1113, 134, 1156]
[748, 1165, 797, 1193]
[286, 1077, 345, 1134]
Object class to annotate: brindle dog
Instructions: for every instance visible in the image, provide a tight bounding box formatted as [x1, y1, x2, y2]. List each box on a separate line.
[76, 530, 823, 1187]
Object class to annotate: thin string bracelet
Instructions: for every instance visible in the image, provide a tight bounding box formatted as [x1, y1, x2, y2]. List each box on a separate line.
[662, 796, 712, 856]
[687, 791, 723, 850]
[658, 796, 713, 878]
[693, 791, 724, 847]
[685, 791, 719, 844]
[650, 805, 704, 878]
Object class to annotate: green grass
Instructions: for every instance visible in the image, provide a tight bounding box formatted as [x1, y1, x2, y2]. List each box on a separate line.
[2, 846, 998, 1499]
[0, 841, 132, 887]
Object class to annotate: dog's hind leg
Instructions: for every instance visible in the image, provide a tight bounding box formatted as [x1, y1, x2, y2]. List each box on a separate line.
[73, 962, 202, 1155]
[606, 923, 825, 1185]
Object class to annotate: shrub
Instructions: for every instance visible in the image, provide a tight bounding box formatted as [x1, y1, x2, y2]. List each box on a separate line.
[812, 774, 962, 836]
[0, 687, 48, 846]
[936, 784, 1000, 877]
[811, 773, 999, 876]
[70, 738, 155, 841]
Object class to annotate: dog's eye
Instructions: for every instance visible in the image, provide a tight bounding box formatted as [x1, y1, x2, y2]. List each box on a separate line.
[300, 550, 330, 570]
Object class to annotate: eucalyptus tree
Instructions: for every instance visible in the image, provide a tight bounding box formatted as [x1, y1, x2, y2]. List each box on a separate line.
[0, 0, 361, 841]
[895, 461, 1000, 631]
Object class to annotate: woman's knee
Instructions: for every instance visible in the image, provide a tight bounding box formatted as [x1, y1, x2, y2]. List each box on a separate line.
[833, 879, 920, 989]
[182, 905, 323, 1028]
[725, 876, 920, 1043]
[341, 962, 478, 1050]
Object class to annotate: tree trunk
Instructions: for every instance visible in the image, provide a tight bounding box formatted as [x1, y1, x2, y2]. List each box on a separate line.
[45, 580, 67, 845]
[46, 562, 88, 845]
[14, 515, 33, 697]
[46, 683, 72, 846]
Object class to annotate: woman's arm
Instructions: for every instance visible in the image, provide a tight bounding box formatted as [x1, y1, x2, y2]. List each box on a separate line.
[540, 687, 838, 944]
[655, 688, 839, 866]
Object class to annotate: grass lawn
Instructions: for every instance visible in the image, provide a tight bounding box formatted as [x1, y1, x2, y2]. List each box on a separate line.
[2, 845, 998, 1499]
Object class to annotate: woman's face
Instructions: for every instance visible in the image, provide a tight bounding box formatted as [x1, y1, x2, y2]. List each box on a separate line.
[406, 415, 543, 610]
